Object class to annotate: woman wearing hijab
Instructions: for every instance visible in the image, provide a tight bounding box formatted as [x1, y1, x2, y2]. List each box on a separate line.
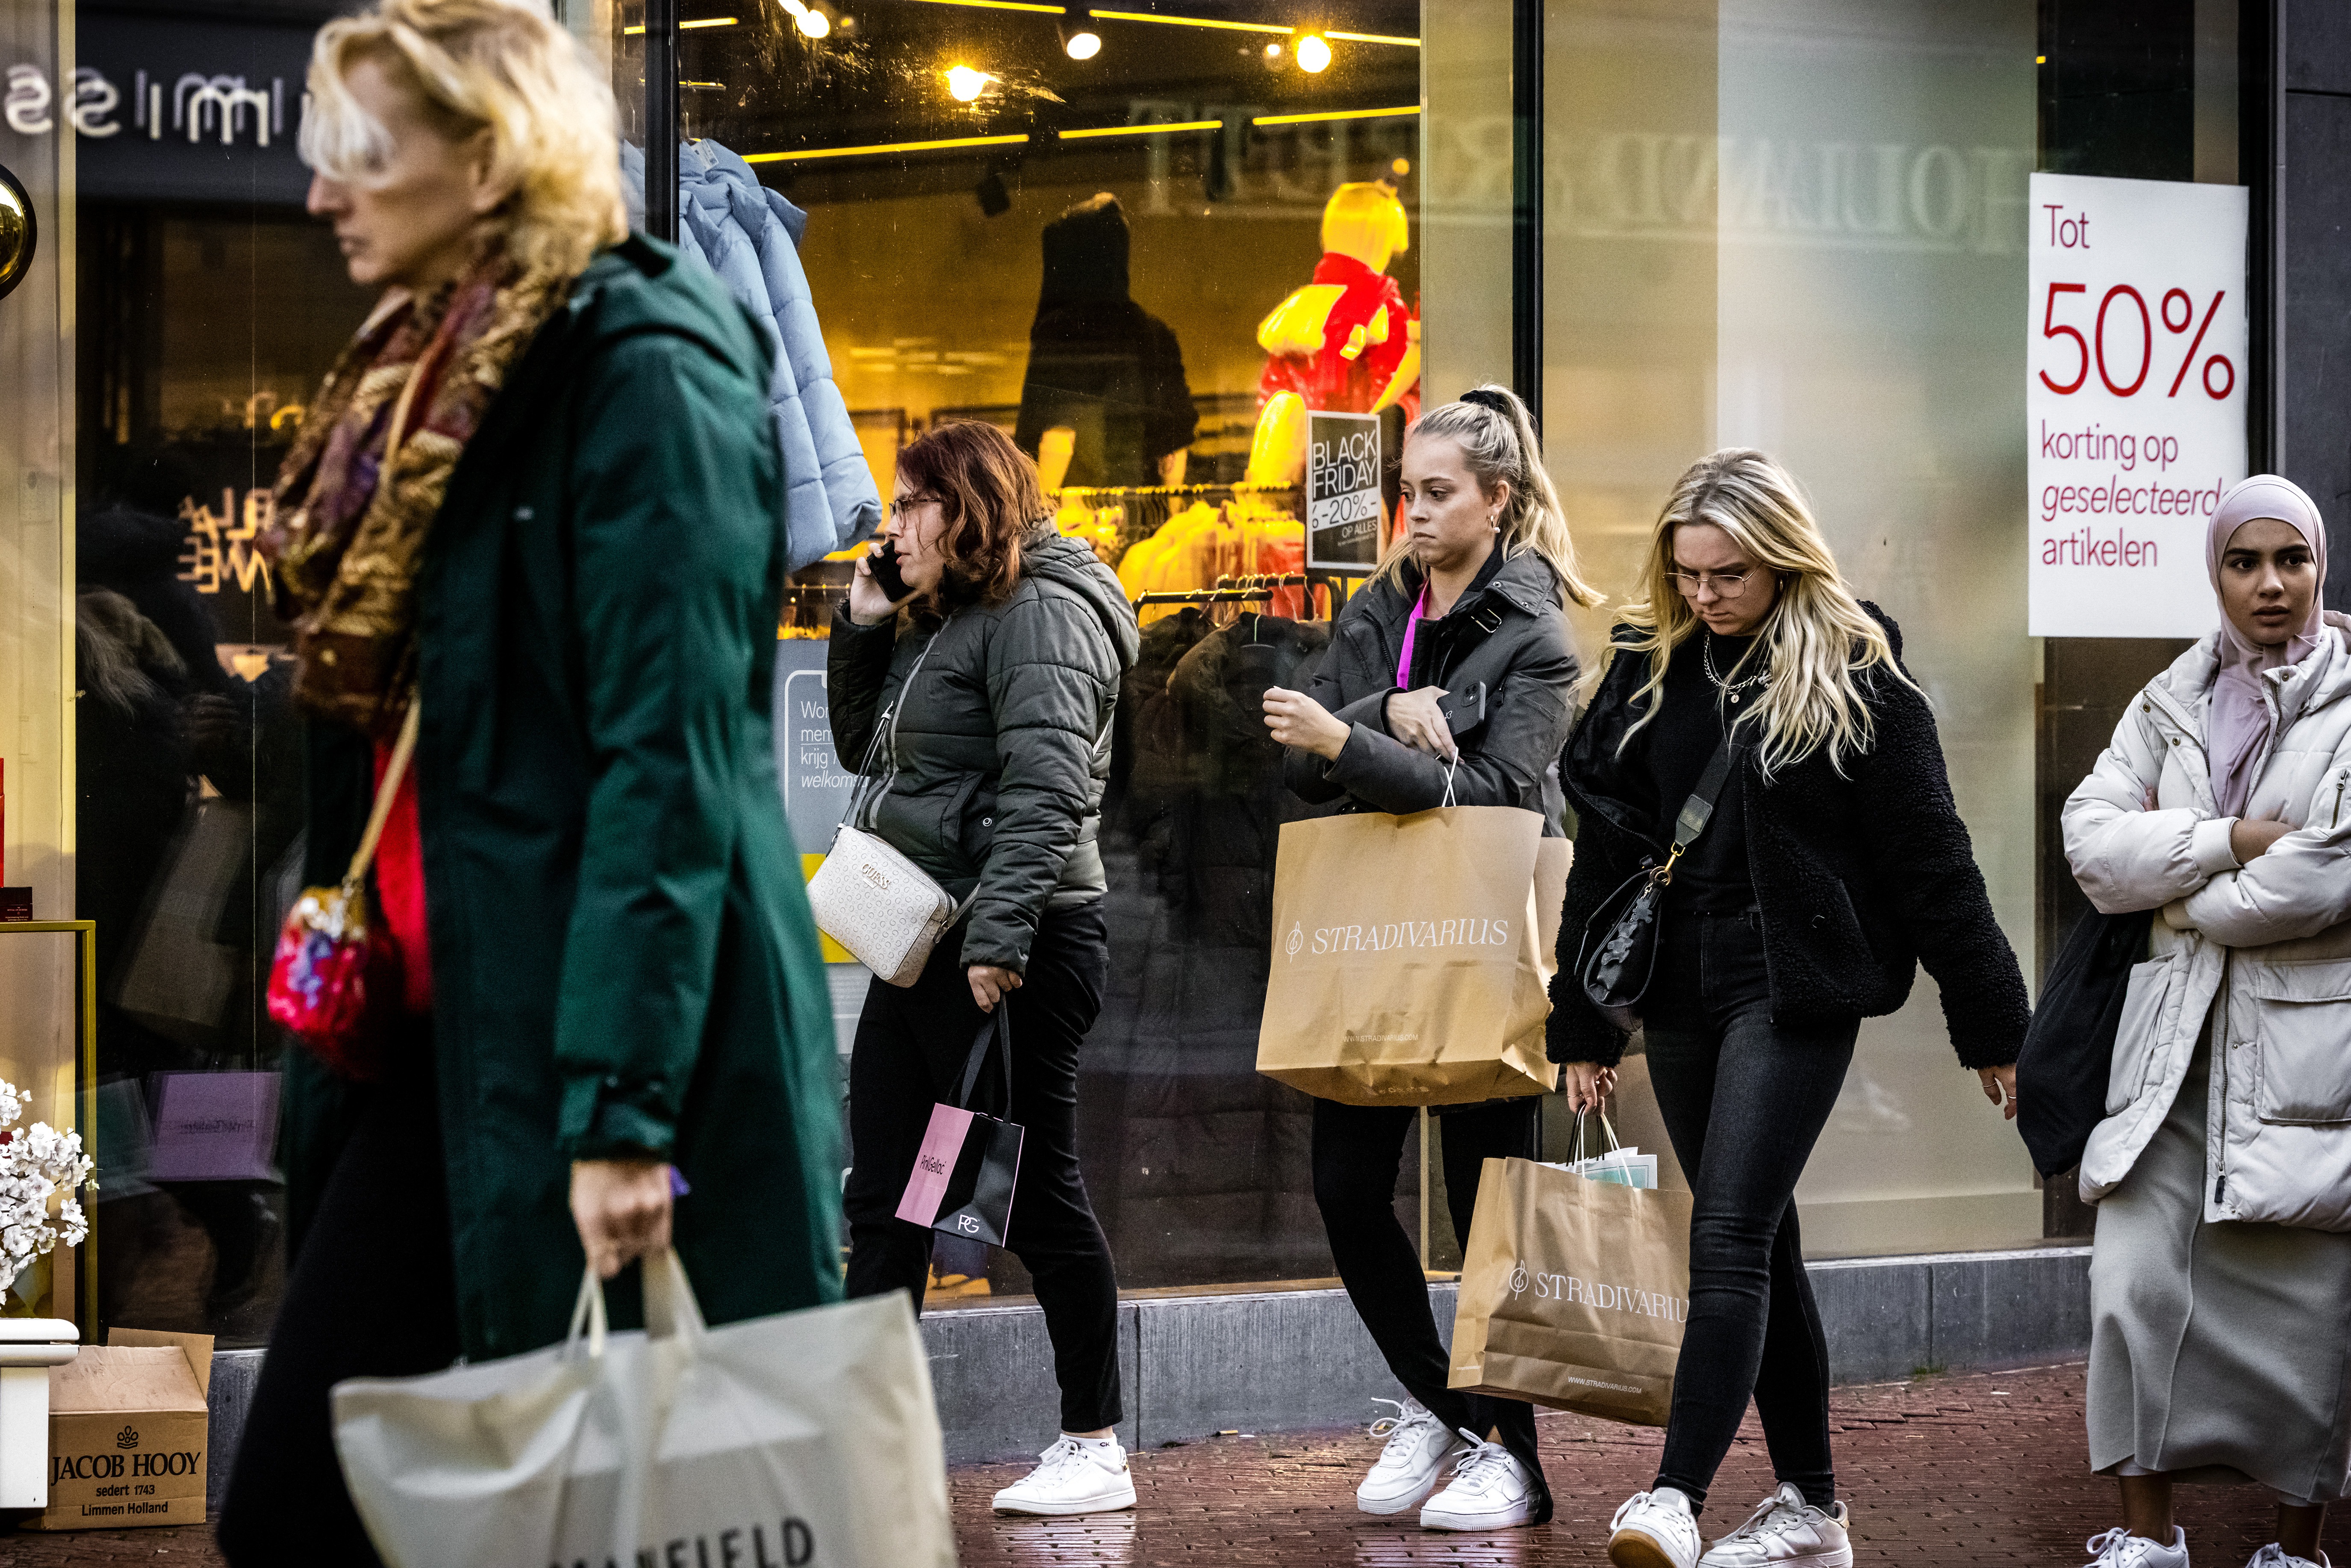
[2064, 475, 2351, 1568]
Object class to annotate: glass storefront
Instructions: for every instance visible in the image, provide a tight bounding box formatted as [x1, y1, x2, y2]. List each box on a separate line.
[0, 0, 2260, 1337]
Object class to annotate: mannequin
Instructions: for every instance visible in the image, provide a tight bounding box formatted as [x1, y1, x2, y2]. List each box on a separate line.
[1248, 180, 1421, 487]
[1014, 192, 1197, 493]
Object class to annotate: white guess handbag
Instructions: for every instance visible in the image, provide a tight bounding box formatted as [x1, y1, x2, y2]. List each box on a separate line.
[807, 629, 977, 987]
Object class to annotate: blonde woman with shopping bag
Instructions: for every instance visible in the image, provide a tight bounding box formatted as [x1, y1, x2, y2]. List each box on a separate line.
[1261, 384, 1595, 1533]
[2062, 476, 2351, 1568]
[1557, 450, 2027, 1568]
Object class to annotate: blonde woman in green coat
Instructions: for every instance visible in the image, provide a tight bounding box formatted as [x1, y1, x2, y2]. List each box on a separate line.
[220, 4, 840, 1563]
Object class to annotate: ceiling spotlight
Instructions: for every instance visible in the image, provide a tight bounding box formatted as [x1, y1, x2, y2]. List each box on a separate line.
[1296, 33, 1332, 71]
[946, 64, 990, 101]
[797, 6, 829, 34]
[1264, 40, 1283, 59]
[1065, 28, 1102, 58]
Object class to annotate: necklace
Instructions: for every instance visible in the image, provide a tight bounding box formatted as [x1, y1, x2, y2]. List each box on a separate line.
[1702, 633, 1769, 707]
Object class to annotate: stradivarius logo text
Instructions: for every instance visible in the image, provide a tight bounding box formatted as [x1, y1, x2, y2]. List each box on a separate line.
[1508, 1258, 1687, 1321]
[1295, 917, 1512, 956]
[1285, 922, 1304, 962]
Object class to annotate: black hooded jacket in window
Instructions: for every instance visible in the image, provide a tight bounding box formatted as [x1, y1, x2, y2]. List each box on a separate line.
[1013, 193, 1197, 489]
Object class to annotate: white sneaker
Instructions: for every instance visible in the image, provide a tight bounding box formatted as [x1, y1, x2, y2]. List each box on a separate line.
[1420, 1429, 1540, 1531]
[990, 1435, 1138, 1516]
[1700, 1482, 1853, 1568]
[2084, 1527, 2192, 1568]
[1355, 1397, 1469, 1515]
[2247, 1547, 2328, 1568]
[1612, 1486, 1705, 1568]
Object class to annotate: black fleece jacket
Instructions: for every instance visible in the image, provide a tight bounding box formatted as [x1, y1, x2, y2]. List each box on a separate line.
[1549, 606, 2029, 1070]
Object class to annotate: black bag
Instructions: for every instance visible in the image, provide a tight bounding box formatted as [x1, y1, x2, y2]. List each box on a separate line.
[895, 1008, 1025, 1246]
[1576, 735, 1738, 1033]
[2016, 907, 2154, 1178]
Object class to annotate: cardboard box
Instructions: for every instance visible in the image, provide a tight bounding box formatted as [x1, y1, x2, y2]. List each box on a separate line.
[22, 1328, 212, 1530]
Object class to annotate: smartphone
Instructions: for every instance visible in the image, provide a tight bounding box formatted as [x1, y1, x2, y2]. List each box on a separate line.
[1438, 681, 1488, 739]
[866, 539, 910, 602]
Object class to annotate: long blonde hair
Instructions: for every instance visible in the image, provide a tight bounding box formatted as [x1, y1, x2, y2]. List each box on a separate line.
[1616, 448, 1913, 779]
[1372, 385, 1603, 608]
[301, 0, 627, 280]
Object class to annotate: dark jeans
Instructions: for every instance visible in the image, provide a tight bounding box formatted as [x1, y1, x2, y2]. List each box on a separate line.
[217, 1051, 460, 1567]
[1642, 907, 1856, 1513]
[1311, 1095, 1550, 1507]
[843, 901, 1122, 1434]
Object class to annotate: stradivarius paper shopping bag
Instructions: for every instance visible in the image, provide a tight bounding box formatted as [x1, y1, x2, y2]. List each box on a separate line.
[1448, 1155, 1692, 1427]
[1255, 806, 1567, 1106]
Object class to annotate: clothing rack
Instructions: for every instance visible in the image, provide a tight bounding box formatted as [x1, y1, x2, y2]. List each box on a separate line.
[1131, 572, 1308, 612]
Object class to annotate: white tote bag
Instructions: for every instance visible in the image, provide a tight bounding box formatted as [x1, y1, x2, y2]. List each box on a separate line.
[331, 1251, 955, 1568]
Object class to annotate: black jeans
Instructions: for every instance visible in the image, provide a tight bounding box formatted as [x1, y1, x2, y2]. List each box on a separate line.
[843, 901, 1122, 1434]
[1311, 1095, 1550, 1506]
[1641, 907, 1856, 1512]
[218, 1051, 460, 1567]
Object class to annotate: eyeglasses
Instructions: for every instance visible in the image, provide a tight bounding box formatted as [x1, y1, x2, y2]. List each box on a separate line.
[889, 492, 943, 522]
[1665, 567, 1755, 599]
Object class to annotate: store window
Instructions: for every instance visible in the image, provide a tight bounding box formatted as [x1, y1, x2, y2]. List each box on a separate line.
[1540, 0, 2245, 1255]
[70, 2, 357, 1340]
[612, 0, 1434, 1294]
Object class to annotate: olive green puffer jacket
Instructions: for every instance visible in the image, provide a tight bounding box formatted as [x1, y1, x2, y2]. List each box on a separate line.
[827, 529, 1140, 973]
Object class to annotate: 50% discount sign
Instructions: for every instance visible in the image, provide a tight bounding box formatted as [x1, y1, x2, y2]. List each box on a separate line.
[2027, 171, 2247, 637]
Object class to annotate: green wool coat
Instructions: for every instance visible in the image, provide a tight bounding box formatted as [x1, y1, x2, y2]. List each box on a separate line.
[283, 236, 843, 1362]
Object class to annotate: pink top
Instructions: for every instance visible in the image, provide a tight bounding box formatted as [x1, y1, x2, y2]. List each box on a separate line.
[1395, 587, 1430, 689]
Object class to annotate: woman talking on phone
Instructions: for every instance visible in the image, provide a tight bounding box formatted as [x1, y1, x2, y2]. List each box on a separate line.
[1262, 385, 1597, 1533]
[1558, 450, 2027, 1568]
[830, 419, 1141, 1518]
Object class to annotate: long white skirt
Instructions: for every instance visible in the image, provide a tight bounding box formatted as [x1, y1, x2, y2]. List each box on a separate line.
[2088, 1030, 2351, 1505]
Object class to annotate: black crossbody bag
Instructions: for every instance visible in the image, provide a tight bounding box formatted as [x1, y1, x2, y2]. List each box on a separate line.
[1575, 734, 1739, 1033]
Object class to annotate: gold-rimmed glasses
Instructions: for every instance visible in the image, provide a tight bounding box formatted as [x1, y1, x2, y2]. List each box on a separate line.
[1665, 566, 1755, 598]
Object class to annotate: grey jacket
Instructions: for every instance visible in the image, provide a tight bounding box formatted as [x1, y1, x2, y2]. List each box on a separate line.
[1284, 545, 1579, 834]
[828, 531, 1142, 973]
[2065, 615, 2351, 1230]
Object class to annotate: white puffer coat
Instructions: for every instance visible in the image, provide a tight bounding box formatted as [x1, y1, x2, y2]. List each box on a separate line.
[2064, 615, 2351, 1231]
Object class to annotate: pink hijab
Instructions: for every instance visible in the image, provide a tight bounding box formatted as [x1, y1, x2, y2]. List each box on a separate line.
[2206, 474, 2328, 817]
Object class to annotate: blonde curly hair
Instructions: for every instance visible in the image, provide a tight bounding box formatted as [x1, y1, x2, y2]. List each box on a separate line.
[300, 0, 626, 280]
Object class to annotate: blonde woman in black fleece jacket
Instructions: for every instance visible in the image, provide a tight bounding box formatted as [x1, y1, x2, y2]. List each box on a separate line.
[1264, 385, 1597, 1534]
[1563, 450, 2027, 1568]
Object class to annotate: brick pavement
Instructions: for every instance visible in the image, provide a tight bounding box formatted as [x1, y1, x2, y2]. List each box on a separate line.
[7, 1363, 2345, 1565]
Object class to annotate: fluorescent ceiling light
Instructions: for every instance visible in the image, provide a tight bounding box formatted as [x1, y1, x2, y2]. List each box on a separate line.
[744, 133, 1030, 162]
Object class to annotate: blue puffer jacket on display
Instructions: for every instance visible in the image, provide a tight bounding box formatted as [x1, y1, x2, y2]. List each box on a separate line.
[622, 140, 881, 571]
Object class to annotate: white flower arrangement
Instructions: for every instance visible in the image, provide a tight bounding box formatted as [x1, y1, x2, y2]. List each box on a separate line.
[0, 1079, 96, 1297]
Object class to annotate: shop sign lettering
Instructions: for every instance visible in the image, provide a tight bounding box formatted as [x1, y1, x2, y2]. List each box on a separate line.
[2025, 171, 2248, 637]
[0, 62, 297, 147]
[178, 488, 275, 598]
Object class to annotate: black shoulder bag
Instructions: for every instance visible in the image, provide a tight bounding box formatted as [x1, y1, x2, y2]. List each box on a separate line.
[2015, 907, 2154, 1178]
[1575, 734, 1738, 1033]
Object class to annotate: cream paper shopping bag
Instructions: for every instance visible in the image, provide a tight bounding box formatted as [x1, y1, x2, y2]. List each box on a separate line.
[1255, 806, 1565, 1106]
[1449, 1155, 1691, 1427]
